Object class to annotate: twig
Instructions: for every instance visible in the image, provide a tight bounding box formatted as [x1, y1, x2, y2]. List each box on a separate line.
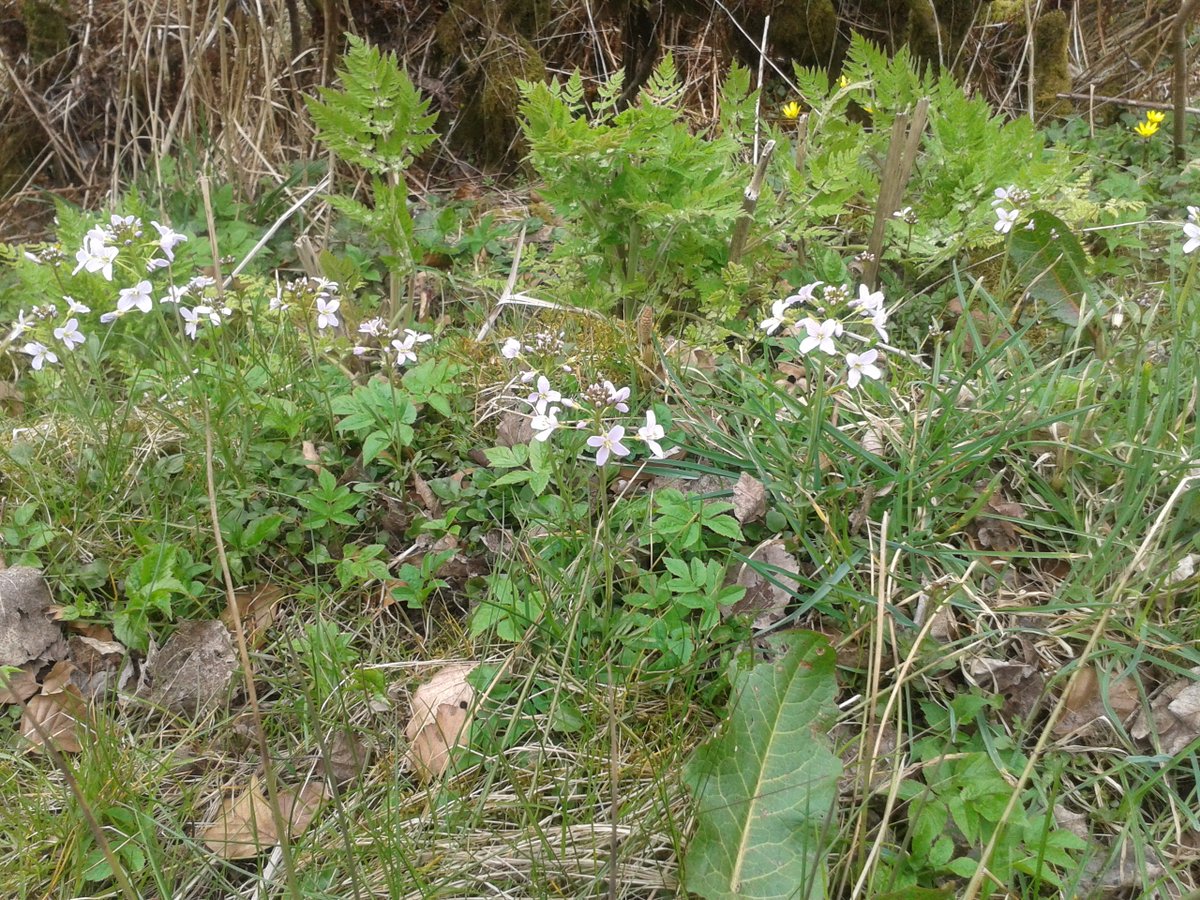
[729, 139, 776, 265]
[228, 175, 331, 283]
[475, 225, 527, 342]
[1173, 0, 1199, 163]
[1053, 92, 1200, 116]
[863, 100, 929, 289]
[752, 14, 770, 165]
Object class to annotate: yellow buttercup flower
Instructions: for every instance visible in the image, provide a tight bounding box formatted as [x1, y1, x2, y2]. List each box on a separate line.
[838, 75, 850, 89]
[1134, 120, 1160, 139]
[1146, 109, 1166, 124]
[781, 101, 802, 121]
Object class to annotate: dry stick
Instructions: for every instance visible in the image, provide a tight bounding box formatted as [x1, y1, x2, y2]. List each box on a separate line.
[751, 14, 770, 166]
[962, 470, 1200, 900]
[1173, 0, 1199, 164]
[203, 412, 302, 900]
[0, 57, 88, 186]
[1053, 92, 1200, 116]
[199, 175, 225, 303]
[475, 225, 527, 342]
[863, 99, 929, 290]
[729, 139, 776, 266]
[0, 673, 139, 900]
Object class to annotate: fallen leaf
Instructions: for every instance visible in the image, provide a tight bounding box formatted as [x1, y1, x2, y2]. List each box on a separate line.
[20, 661, 86, 753]
[202, 777, 329, 859]
[1055, 665, 1140, 737]
[0, 662, 39, 704]
[964, 656, 1044, 722]
[68, 635, 126, 700]
[732, 473, 767, 524]
[301, 441, 322, 474]
[495, 411, 533, 448]
[972, 493, 1027, 552]
[411, 472, 442, 516]
[1131, 669, 1200, 755]
[147, 620, 237, 716]
[0, 567, 68, 667]
[404, 663, 477, 781]
[318, 729, 371, 785]
[726, 540, 800, 630]
[221, 584, 282, 649]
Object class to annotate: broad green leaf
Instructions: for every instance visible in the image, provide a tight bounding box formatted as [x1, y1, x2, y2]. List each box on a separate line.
[684, 632, 841, 899]
[1007, 210, 1093, 326]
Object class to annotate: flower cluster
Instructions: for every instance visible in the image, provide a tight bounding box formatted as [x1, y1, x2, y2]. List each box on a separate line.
[7, 302, 86, 370]
[758, 281, 888, 389]
[992, 185, 1029, 235]
[353, 317, 434, 368]
[270, 277, 344, 333]
[1184, 206, 1199, 256]
[72, 214, 187, 280]
[508, 361, 672, 467]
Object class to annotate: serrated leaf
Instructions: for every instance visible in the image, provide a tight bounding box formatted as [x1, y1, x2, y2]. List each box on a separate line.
[684, 632, 841, 899]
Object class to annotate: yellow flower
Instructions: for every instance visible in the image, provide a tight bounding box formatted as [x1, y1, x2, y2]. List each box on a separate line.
[1134, 120, 1160, 139]
[781, 101, 802, 121]
[1146, 109, 1166, 124]
[838, 75, 850, 89]
[863, 104, 875, 115]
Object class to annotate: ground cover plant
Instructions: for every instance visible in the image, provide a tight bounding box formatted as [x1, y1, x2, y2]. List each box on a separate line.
[1, 26, 1199, 900]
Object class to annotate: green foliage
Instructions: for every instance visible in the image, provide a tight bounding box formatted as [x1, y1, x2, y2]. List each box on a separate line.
[331, 379, 418, 467]
[684, 632, 841, 899]
[306, 35, 437, 279]
[297, 468, 363, 532]
[518, 57, 753, 315]
[114, 543, 205, 652]
[1006, 209, 1095, 326]
[642, 488, 743, 553]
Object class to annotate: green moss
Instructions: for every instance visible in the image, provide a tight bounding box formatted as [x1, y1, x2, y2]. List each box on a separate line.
[1033, 9, 1071, 119]
[901, 0, 985, 69]
[771, 0, 838, 68]
[20, 0, 71, 65]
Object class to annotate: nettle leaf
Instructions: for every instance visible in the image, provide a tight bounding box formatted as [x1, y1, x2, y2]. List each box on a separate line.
[684, 632, 841, 899]
[1007, 210, 1094, 326]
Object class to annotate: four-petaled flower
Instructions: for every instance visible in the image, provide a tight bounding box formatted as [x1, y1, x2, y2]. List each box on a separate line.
[316, 296, 340, 330]
[73, 229, 119, 281]
[994, 207, 1019, 234]
[117, 280, 154, 314]
[180, 306, 202, 339]
[855, 284, 884, 312]
[586, 425, 630, 466]
[159, 285, 189, 305]
[22, 341, 58, 369]
[992, 186, 1017, 208]
[531, 406, 560, 442]
[501, 337, 522, 359]
[151, 221, 187, 261]
[1184, 219, 1200, 255]
[799, 317, 843, 355]
[760, 297, 793, 334]
[637, 410, 669, 459]
[64, 296, 90, 314]
[391, 335, 419, 366]
[781, 101, 801, 121]
[527, 375, 562, 409]
[605, 381, 631, 413]
[845, 348, 882, 388]
[54, 318, 85, 350]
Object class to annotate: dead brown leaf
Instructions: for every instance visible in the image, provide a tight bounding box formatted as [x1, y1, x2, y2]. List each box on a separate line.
[202, 777, 329, 859]
[221, 584, 283, 649]
[0, 566, 68, 667]
[1055, 666, 1141, 737]
[411, 472, 442, 516]
[68, 635, 126, 700]
[301, 440, 322, 474]
[732, 473, 767, 525]
[495, 410, 533, 448]
[147, 620, 237, 716]
[964, 656, 1044, 722]
[1132, 669, 1200, 755]
[20, 661, 86, 753]
[0, 662, 40, 704]
[318, 729, 371, 786]
[404, 663, 477, 781]
[0, 381, 24, 416]
[726, 540, 800, 630]
[972, 492, 1027, 552]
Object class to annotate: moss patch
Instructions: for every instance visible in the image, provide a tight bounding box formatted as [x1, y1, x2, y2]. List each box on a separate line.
[1033, 9, 1071, 119]
[20, 0, 71, 66]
